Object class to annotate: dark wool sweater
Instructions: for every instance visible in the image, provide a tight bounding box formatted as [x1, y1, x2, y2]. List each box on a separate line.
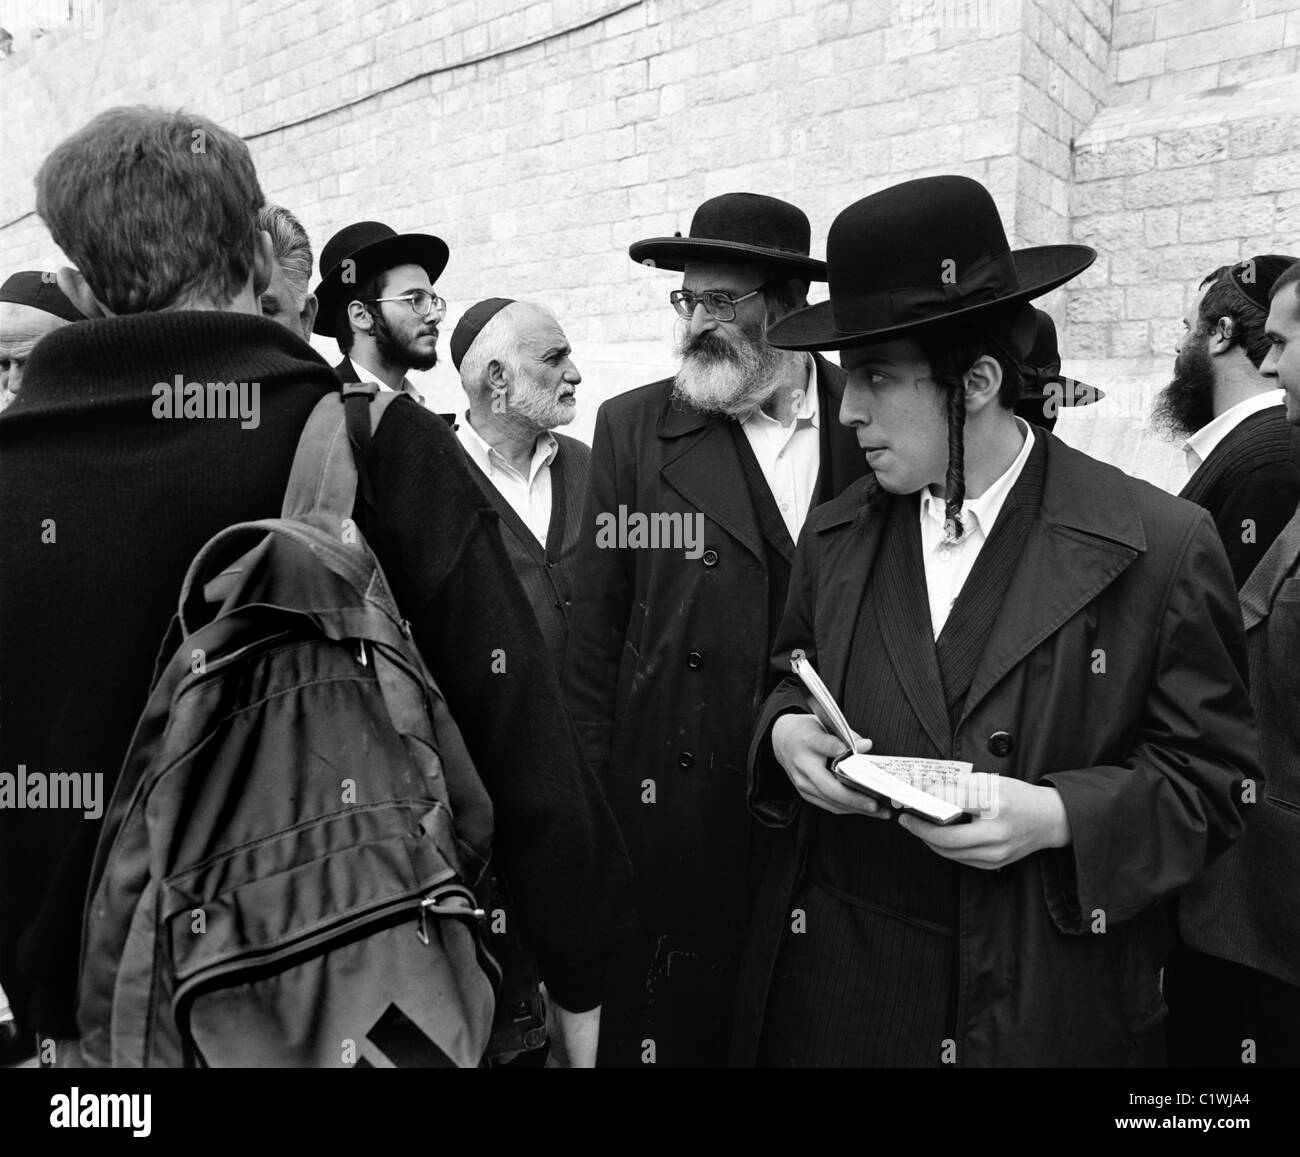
[0, 310, 633, 1036]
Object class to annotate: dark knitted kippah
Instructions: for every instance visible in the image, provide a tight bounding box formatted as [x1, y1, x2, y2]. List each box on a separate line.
[450, 297, 516, 371]
[1231, 254, 1298, 312]
[0, 271, 85, 323]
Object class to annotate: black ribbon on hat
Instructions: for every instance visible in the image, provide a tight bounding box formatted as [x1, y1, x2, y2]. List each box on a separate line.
[832, 251, 1019, 334]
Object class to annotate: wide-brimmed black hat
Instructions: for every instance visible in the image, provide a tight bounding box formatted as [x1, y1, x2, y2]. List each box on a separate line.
[767, 176, 1095, 350]
[312, 220, 449, 336]
[1013, 308, 1103, 430]
[629, 192, 827, 281]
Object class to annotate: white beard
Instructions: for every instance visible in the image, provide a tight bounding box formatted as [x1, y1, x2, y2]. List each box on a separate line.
[673, 331, 790, 417]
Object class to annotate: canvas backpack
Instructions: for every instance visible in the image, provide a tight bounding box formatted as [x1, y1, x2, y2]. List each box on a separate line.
[77, 384, 500, 1067]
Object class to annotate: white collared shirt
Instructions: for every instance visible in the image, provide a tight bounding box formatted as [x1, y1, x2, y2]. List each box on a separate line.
[457, 416, 559, 546]
[346, 357, 426, 407]
[741, 357, 821, 542]
[1183, 389, 1285, 475]
[918, 418, 1035, 639]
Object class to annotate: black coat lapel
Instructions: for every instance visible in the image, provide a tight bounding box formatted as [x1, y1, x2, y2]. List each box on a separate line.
[545, 446, 568, 557]
[873, 494, 952, 755]
[728, 422, 795, 563]
[1241, 505, 1300, 630]
[659, 397, 765, 564]
[936, 435, 1046, 714]
[959, 434, 1144, 726]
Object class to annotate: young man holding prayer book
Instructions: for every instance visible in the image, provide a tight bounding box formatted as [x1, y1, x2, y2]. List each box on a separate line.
[733, 176, 1259, 1068]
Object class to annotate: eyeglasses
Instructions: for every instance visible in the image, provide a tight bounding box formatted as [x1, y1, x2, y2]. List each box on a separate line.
[669, 286, 764, 322]
[366, 290, 447, 319]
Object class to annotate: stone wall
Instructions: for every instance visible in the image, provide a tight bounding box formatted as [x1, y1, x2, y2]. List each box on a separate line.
[2, 0, 1298, 478]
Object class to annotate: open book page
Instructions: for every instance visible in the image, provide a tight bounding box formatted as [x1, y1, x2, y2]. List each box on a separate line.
[790, 654, 977, 825]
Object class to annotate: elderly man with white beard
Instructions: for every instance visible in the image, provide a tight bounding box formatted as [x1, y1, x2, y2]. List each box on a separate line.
[563, 193, 867, 1067]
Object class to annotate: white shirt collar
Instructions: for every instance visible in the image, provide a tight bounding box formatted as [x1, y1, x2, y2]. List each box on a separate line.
[920, 417, 1035, 539]
[347, 357, 422, 403]
[1183, 389, 1285, 475]
[457, 415, 558, 485]
[743, 356, 819, 430]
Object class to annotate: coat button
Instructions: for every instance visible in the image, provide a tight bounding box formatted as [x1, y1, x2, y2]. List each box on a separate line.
[687, 651, 703, 669]
[988, 730, 1014, 757]
[678, 751, 695, 768]
[702, 549, 718, 566]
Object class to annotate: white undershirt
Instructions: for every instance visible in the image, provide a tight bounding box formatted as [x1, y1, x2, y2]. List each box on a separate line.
[457, 416, 558, 546]
[918, 418, 1035, 639]
[1183, 389, 1284, 475]
[740, 357, 821, 542]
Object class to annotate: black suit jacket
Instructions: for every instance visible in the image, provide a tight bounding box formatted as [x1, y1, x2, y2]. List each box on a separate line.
[1179, 404, 1300, 588]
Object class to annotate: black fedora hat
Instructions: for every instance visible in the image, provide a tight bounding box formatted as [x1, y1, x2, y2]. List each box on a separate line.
[629, 192, 827, 281]
[312, 220, 449, 336]
[1013, 308, 1103, 430]
[767, 176, 1095, 350]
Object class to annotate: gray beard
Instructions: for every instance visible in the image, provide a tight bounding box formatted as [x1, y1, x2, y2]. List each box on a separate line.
[672, 333, 793, 417]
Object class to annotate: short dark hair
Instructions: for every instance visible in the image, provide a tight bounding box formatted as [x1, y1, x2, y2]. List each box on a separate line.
[1196, 265, 1273, 369]
[35, 106, 265, 314]
[1269, 260, 1300, 307]
[332, 269, 387, 354]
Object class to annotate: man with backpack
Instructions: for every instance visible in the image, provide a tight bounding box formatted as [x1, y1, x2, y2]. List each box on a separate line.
[0, 104, 633, 1067]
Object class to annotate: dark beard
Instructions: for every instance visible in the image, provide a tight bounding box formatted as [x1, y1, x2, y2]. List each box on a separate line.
[373, 309, 438, 372]
[1152, 338, 1216, 440]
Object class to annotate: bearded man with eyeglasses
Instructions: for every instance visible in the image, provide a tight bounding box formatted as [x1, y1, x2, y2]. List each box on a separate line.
[314, 220, 449, 409]
[563, 193, 867, 1067]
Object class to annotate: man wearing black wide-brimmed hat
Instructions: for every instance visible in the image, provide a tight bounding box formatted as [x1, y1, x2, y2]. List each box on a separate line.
[735, 175, 1258, 1067]
[314, 219, 448, 406]
[563, 193, 867, 1067]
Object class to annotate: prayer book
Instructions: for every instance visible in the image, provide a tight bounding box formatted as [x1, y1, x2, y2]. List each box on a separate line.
[790, 653, 977, 825]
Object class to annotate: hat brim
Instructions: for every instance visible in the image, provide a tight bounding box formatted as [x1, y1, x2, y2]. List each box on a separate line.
[313, 233, 450, 336]
[766, 245, 1096, 350]
[629, 237, 827, 281]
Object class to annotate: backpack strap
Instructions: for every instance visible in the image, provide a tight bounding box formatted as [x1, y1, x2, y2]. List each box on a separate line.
[280, 383, 403, 534]
[196, 386, 401, 613]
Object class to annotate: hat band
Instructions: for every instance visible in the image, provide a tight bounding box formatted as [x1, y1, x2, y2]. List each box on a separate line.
[831, 250, 1019, 333]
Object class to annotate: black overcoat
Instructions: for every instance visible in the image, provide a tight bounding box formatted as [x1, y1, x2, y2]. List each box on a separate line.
[563, 356, 865, 1066]
[736, 433, 1259, 1067]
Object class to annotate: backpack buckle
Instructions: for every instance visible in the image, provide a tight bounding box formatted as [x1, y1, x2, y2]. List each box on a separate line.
[416, 887, 487, 945]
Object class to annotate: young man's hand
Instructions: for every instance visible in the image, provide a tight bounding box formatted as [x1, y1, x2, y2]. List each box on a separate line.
[771, 713, 888, 818]
[899, 774, 1072, 868]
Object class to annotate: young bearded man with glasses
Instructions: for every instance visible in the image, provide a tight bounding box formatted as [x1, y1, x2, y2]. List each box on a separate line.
[313, 220, 449, 408]
[563, 193, 868, 1067]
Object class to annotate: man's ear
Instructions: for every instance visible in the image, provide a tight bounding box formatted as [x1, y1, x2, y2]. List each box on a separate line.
[963, 353, 1004, 414]
[252, 230, 274, 298]
[347, 299, 373, 335]
[300, 293, 319, 342]
[486, 358, 510, 392]
[1206, 315, 1235, 356]
[56, 267, 109, 319]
